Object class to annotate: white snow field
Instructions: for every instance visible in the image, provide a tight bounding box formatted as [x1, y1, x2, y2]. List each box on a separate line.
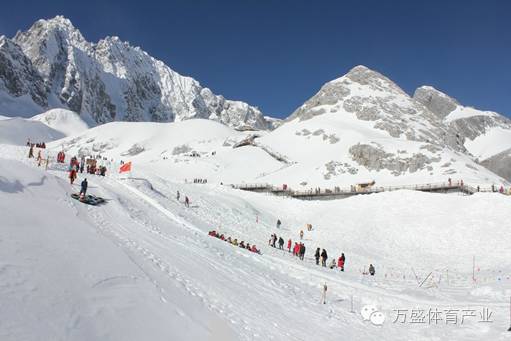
[0, 108, 89, 145]
[49, 118, 507, 189]
[0, 140, 510, 340]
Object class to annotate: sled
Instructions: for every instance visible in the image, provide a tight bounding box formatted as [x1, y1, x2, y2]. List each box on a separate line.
[71, 193, 106, 206]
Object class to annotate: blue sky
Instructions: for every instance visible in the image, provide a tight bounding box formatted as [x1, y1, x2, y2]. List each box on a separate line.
[1, 0, 510, 118]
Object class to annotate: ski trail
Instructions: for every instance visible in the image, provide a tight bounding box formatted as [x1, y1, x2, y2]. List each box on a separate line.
[118, 179, 203, 235]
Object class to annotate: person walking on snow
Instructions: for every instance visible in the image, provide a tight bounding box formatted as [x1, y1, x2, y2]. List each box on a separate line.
[80, 178, 88, 196]
[278, 237, 284, 250]
[69, 166, 77, 185]
[293, 242, 299, 256]
[287, 238, 292, 252]
[184, 196, 190, 208]
[315, 248, 321, 265]
[338, 253, 345, 271]
[299, 243, 306, 260]
[28, 144, 34, 158]
[321, 249, 328, 267]
[299, 230, 304, 240]
[369, 264, 375, 276]
[276, 219, 281, 229]
[321, 282, 327, 304]
[176, 190, 180, 201]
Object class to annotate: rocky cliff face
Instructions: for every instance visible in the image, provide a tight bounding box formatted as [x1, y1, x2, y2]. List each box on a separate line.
[0, 36, 48, 112]
[413, 86, 511, 181]
[0, 16, 273, 129]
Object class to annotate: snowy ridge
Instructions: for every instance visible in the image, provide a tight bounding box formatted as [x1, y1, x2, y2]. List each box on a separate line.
[0, 16, 273, 130]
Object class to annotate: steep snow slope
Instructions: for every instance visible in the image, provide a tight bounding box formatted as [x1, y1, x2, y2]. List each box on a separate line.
[0, 16, 272, 129]
[1, 146, 510, 340]
[32, 108, 90, 135]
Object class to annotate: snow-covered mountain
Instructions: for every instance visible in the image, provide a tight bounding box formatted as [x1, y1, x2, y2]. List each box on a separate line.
[255, 65, 504, 186]
[414, 86, 511, 180]
[0, 16, 273, 130]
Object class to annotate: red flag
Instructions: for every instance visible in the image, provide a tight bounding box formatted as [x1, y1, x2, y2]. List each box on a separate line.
[119, 161, 132, 173]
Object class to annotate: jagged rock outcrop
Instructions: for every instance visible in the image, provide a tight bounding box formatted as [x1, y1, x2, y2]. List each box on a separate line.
[0, 16, 273, 129]
[413, 86, 458, 119]
[349, 143, 440, 176]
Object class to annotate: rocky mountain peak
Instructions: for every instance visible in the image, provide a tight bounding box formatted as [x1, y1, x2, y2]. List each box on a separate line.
[0, 16, 274, 130]
[413, 86, 459, 119]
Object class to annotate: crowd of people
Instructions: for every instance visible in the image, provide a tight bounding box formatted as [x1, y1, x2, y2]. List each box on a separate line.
[26, 139, 46, 149]
[267, 225, 376, 276]
[209, 230, 260, 254]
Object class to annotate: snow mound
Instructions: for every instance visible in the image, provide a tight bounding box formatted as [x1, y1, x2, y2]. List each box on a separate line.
[0, 117, 64, 145]
[31, 108, 90, 136]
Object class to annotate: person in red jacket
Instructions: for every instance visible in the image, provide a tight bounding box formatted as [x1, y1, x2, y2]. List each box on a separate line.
[293, 242, 300, 256]
[287, 239, 292, 252]
[69, 167, 77, 185]
[338, 253, 345, 272]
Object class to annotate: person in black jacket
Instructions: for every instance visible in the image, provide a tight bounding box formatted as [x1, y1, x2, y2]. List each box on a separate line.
[321, 249, 328, 267]
[278, 237, 284, 250]
[315, 248, 321, 265]
[80, 178, 88, 196]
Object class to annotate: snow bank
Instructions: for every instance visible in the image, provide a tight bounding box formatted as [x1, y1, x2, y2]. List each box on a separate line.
[0, 117, 64, 145]
[31, 108, 90, 136]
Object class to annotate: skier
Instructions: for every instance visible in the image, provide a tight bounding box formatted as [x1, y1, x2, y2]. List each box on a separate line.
[338, 253, 345, 271]
[176, 190, 180, 201]
[184, 196, 190, 208]
[321, 249, 328, 267]
[278, 237, 284, 250]
[276, 219, 281, 229]
[321, 282, 327, 304]
[287, 238, 292, 252]
[369, 264, 375, 276]
[80, 178, 88, 196]
[299, 230, 304, 240]
[315, 248, 321, 265]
